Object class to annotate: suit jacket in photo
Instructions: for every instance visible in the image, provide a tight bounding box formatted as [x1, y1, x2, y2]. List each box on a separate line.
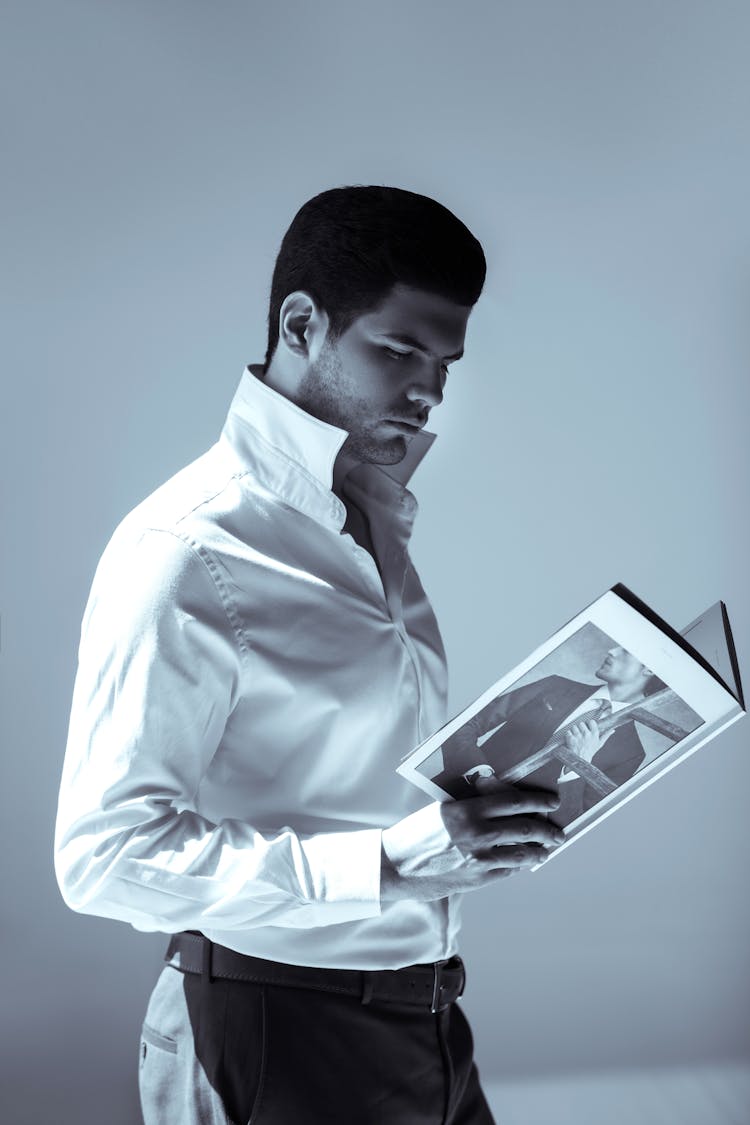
[433, 675, 646, 825]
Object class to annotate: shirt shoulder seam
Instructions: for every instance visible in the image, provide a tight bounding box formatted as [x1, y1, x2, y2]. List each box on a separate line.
[169, 463, 254, 527]
[141, 526, 251, 668]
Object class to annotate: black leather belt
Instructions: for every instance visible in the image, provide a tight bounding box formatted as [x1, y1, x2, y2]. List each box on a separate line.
[165, 931, 466, 1014]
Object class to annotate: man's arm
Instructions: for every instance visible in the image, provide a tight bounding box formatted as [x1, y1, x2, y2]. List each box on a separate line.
[54, 526, 384, 932]
[55, 528, 564, 931]
[439, 677, 562, 783]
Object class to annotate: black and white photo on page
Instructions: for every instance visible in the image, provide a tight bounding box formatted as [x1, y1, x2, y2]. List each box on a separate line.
[397, 587, 743, 862]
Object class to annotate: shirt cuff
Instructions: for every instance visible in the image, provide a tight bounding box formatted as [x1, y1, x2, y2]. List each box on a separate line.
[463, 764, 496, 783]
[300, 828, 384, 924]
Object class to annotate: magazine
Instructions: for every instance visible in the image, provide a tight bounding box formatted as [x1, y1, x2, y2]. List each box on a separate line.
[396, 584, 745, 867]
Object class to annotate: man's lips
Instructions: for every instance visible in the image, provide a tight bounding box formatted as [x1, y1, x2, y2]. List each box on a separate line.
[384, 418, 425, 431]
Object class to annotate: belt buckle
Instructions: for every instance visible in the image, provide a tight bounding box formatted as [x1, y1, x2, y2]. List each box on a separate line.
[430, 960, 452, 1014]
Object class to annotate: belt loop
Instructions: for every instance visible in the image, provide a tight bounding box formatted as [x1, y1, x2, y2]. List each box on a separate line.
[164, 934, 178, 963]
[201, 935, 214, 984]
[361, 971, 374, 1006]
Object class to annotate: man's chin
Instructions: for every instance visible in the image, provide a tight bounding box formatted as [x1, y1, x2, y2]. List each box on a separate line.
[345, 433, 409, 465]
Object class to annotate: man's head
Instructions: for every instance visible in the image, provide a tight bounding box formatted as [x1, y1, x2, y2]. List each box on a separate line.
[595, 646, 666, 702]
[261, 186, 485, 465]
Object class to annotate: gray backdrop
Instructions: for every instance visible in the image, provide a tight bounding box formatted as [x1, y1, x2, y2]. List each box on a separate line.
[2, 2, 748, 1122]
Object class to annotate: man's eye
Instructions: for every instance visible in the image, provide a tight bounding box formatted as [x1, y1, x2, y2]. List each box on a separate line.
[384, 347, 412, 360]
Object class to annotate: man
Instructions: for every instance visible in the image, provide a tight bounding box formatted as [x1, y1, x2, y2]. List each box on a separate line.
[435, 645, 666, 826]
[54, 186, 564, 1124]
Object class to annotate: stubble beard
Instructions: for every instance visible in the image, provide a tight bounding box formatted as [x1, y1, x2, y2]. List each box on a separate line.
[296, 342, 408, 465]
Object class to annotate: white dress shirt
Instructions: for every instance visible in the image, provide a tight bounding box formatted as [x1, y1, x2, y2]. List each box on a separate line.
[54, 366, 460, 970]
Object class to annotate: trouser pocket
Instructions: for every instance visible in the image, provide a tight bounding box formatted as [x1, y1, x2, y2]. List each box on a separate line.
[141, 1022, 178, 1055]
[139, 1018, 184, 1122]
[139, 965, 267, 1125]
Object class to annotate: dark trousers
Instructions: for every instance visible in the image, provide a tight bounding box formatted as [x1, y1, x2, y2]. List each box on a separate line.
[139, 962, 496, 1124]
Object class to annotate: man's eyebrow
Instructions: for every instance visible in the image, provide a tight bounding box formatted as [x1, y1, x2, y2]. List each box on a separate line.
[379, 332, 464, 361]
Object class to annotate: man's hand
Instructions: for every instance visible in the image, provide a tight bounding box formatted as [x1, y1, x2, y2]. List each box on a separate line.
[380, 785, 564, 902]
[563, 719, 602, 763]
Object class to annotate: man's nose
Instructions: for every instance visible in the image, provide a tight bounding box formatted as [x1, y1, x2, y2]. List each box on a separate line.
[407, 364, 445, 409]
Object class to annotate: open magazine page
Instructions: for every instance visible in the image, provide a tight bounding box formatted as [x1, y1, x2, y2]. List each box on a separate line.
[397, 587, 744, 863]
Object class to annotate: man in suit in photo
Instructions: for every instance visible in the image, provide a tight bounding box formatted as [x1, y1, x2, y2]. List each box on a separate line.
[433, 645, 667, 826]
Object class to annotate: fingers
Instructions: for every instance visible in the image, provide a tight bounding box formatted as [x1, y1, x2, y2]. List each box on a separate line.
[438, 785, 566, 875]
[566, 719, 600, 754]
[472, 785, 560, 817]
[483, 814, 565, 849]
[565, 728, 582, 750]
[478, 843, 552, 869]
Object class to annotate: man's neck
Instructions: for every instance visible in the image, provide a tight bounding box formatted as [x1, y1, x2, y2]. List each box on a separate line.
[332, 446, 361, 503]
[259, 357, 301, 404]
[607, 683, 647, 705]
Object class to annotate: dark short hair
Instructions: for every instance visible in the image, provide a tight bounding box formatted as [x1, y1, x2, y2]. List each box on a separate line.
[264, 185, 486, 370]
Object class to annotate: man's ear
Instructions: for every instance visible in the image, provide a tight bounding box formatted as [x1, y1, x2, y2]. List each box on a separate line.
[278, 291, 329, 359]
